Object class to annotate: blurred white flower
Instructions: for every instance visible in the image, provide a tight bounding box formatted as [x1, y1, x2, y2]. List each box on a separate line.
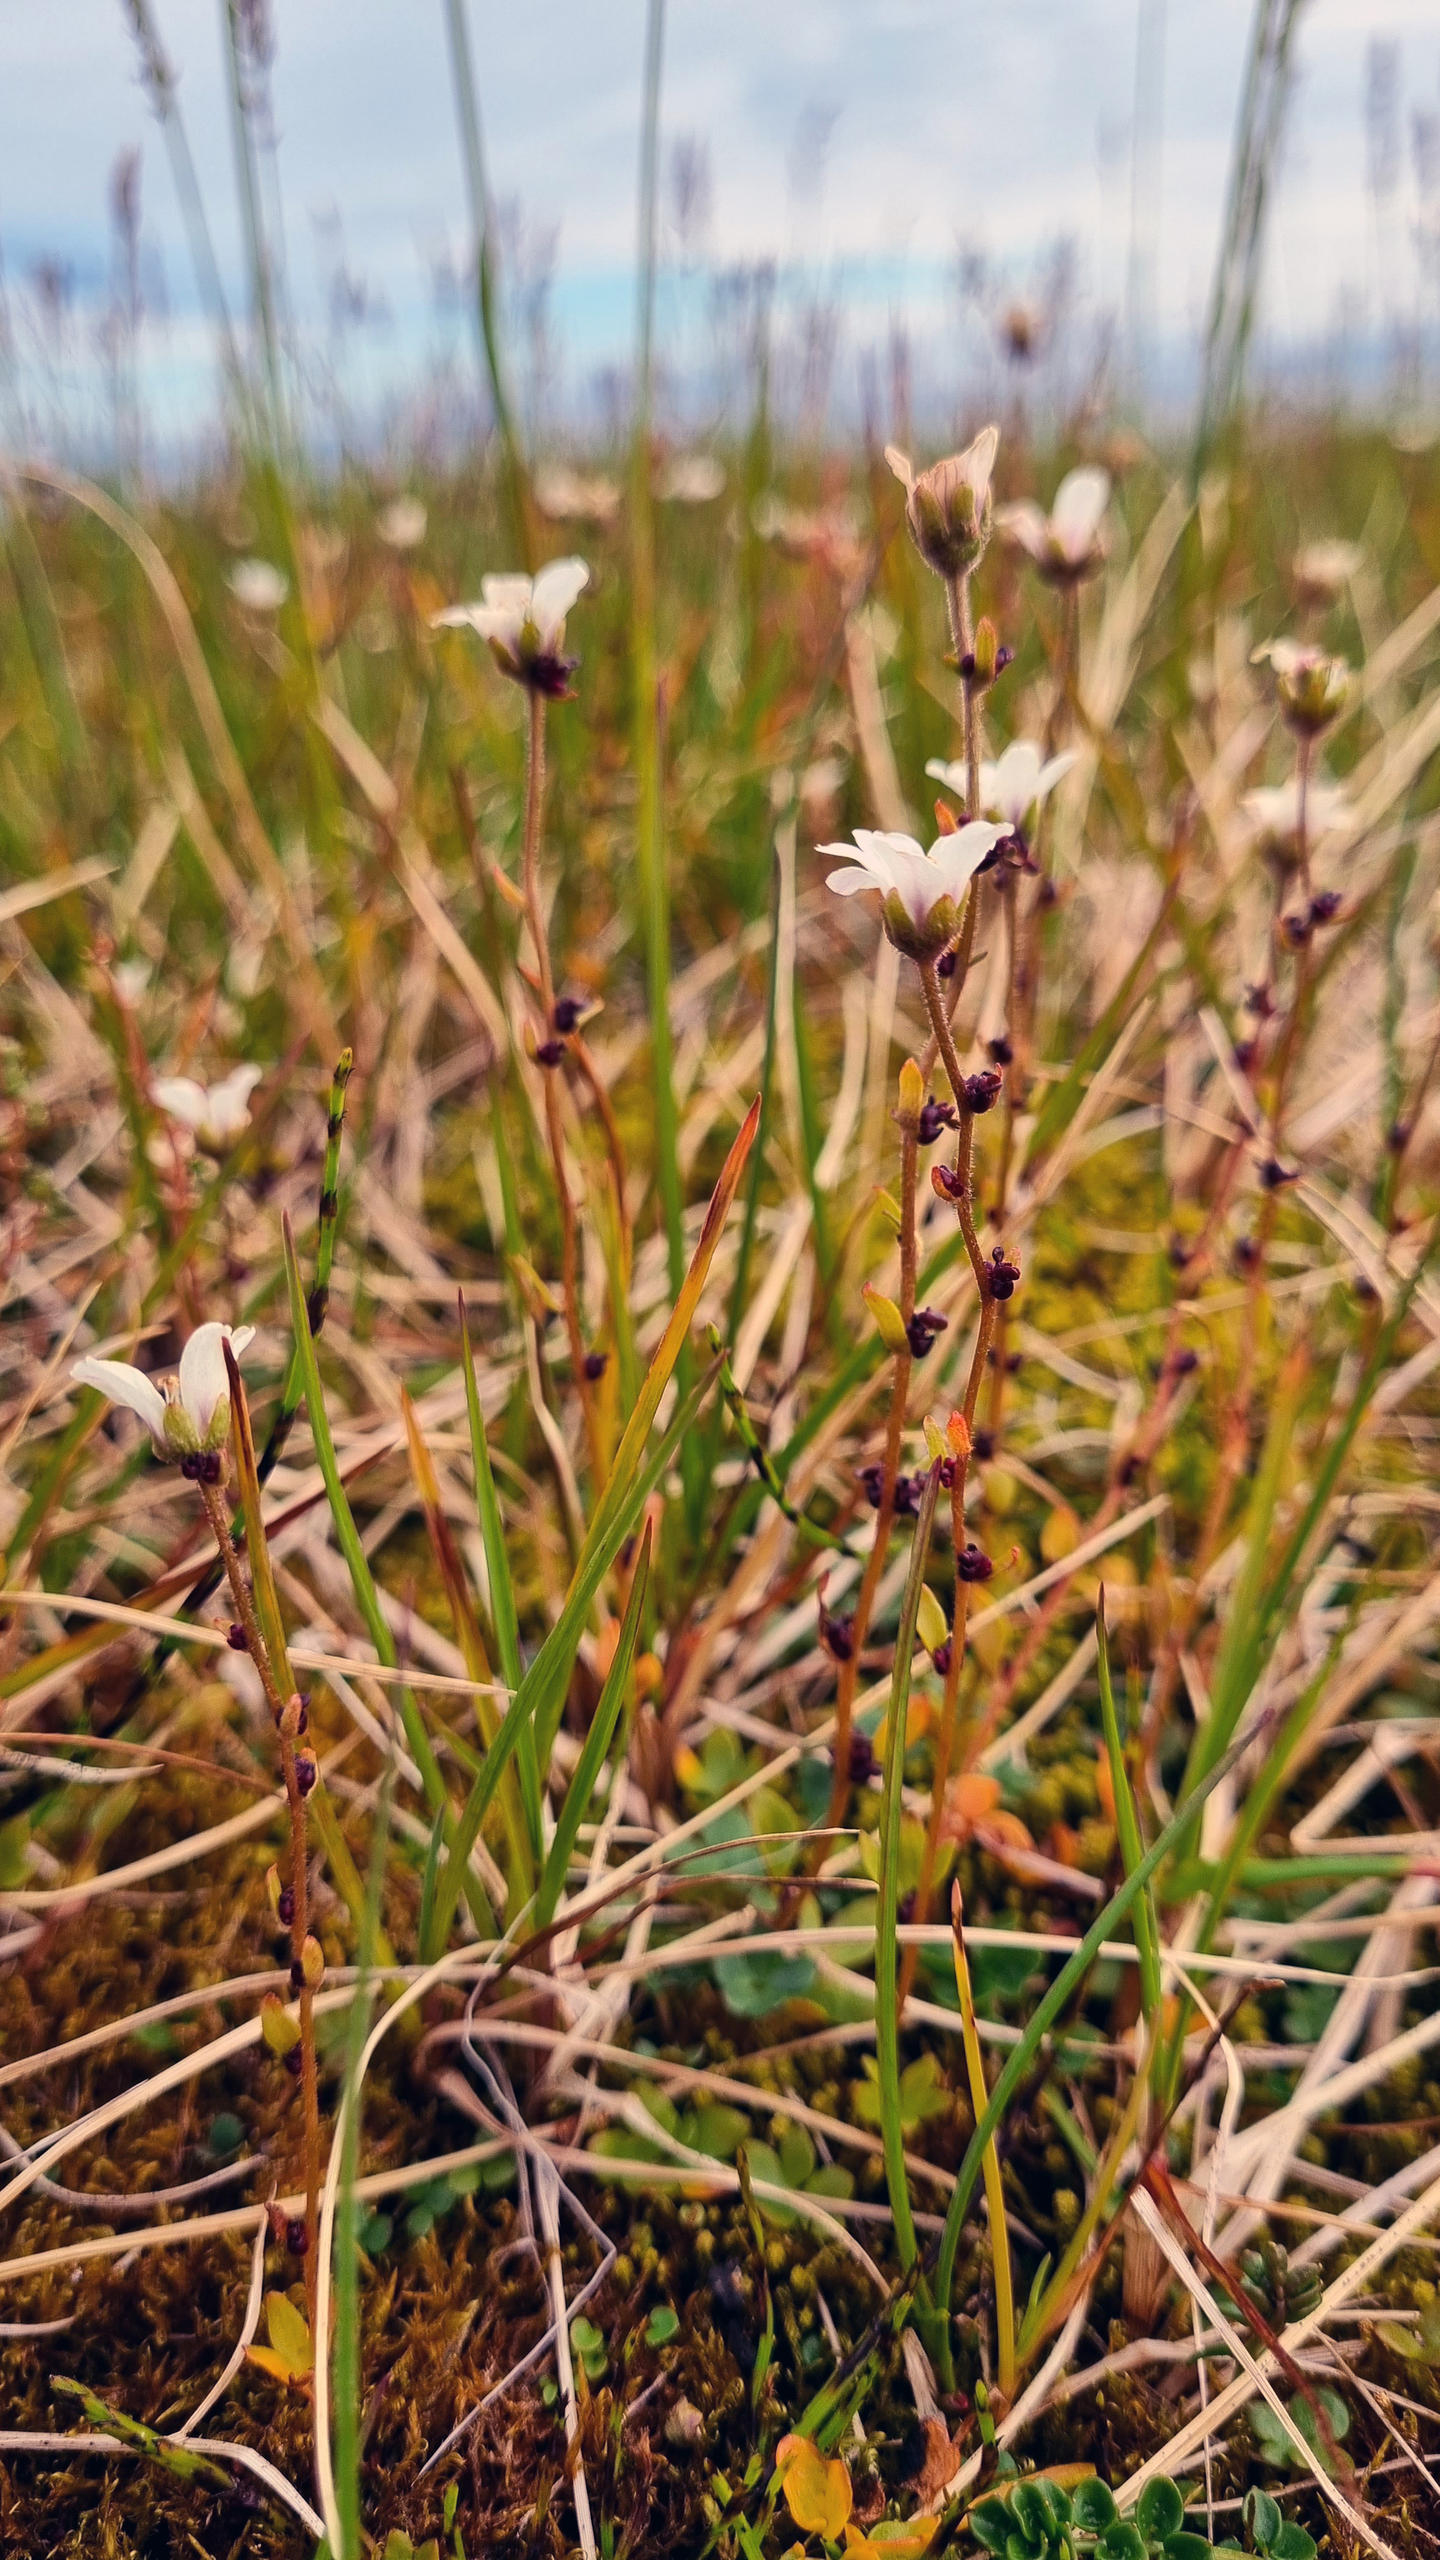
[533, 465, 621, 527]
[657, 453, 726, 505]
[377, 496, 428, 551]
[998, 467, 1110, 582]
[112, 958, 151, 1006]
[1241, 775, 1352, 860]
[927, 739, 1076, 833]
[72, 1320, 255, 1460]
[433, 557, 589, 696]
[886, 426, 999, 579]
[1253, 637, 1350, 736]
[151, 1063, 262, 1151]
[228, 558, 289, 613]
[820, 821, 1009, 960]
[1290, 539, 1362, 607]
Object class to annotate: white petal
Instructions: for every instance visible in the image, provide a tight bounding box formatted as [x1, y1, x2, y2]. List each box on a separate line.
[430, 602, 492, 633]
[71, 1356, 168, 1444]
[1051, 467, 1109, 558]
[890, 844, 950, 926]
[925, 758, 968, 793]
[995, 500, 1047, 559]
[178, 1323, 237, 1439]
[211, 1063, 263, 1115]
[151, 1076, 209, 1131]
[825, 864, 888, 899]
[927, 821, 1007, 895]
[1036, 751, 1078, 798]
[479, 574, 534, 613]
[956, 422, 1000, 509]
[530, 556, 589, 642]
[883, 444, 915, 494]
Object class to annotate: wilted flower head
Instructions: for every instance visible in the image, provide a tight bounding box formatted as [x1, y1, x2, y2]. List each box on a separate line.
[533, 465, 621, 527]
[432, 558, 589, 697]
[377, 496, 427, 551]
[886, 426, 1000, 580]
[927, 739, 1076, 835]
[1253, 637, 1350, 738]
[72, 1320, 255, 1462]
[820, 821, 1009, 962]
[228, 558, 289, 613]
[1241, 774, 1352, 865]
[656, 452, 726, 505]
[997, 467, 1110, 583]
[151, 1063, 262, 1152]
[1290, 539, 1362, 611]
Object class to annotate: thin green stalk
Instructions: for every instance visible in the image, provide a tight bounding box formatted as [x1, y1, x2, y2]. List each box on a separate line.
[930, 1684, 1277, 2379]
[218, 0, 287, 450]
[280, 1214, 491, 1938]
[951, 1883, 1016, 2401]
[534, 1523, 651, 1929]
[1096, 1594, 1162, 2023]
[630, 0, 685, 1329]
[875, 1461, 942, 2282]
[441, 0, 532, 565]
[332, 1769, 392, 2560]
[458, 1294, 535, 1834]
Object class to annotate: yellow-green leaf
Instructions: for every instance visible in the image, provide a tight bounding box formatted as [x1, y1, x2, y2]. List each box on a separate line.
[777, 2433, 853, 2540]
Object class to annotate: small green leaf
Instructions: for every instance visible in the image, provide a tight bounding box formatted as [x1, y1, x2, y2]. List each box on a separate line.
[1136, 2479, 1184, 2542]
[644, 2305, 680, 2346]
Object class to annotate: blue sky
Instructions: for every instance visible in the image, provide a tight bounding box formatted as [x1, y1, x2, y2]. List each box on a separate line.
[3, 0, 1438, 440]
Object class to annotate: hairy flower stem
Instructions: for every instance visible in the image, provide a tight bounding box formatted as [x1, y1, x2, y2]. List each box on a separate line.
[198, 1476, 319, 2321]
[943, 571, 981, 817]
[919, 962, 989, 1296]
[822, 1115, 918, 1845]
[522, 689, 601, 1478]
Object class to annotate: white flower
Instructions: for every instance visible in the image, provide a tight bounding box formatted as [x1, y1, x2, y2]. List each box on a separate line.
[997, 467, 1110, 582]
[228, 558, 289, 613]
[1291, 539, 1361, 606]
[377, 496, 427, 551]
[927, 740, 1076, 833]
[533, 465, 621, 526]
[72, 1320, 255, 1460]
[886, 427, 999, 579]
[151, 1063, 262, 1151]
[657, 453, 725, 505]
[1241, 776, 1352, 861]
[112, 959, 151, 1006]
[820, 822, 1009, 961]
[432, 557, 589, 695]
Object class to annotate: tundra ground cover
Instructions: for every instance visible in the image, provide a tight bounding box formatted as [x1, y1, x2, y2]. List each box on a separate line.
[1, 415, 1440, 2558]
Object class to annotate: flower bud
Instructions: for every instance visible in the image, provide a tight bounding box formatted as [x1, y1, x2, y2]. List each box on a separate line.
[916, 1584, 949, 1656]
[862, 1285, 911, 1358]
[969, 617, 1000, 687]
[896, 1058, 925, 1130]
[300, 1933, 325, 1990]
[261, 1993, 302, 2058]
[886, 428, 999, 582]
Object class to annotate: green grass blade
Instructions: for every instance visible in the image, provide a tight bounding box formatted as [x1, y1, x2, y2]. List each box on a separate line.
[535, 1521, 651, 1930]
[874, 1461, 941, 2283]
